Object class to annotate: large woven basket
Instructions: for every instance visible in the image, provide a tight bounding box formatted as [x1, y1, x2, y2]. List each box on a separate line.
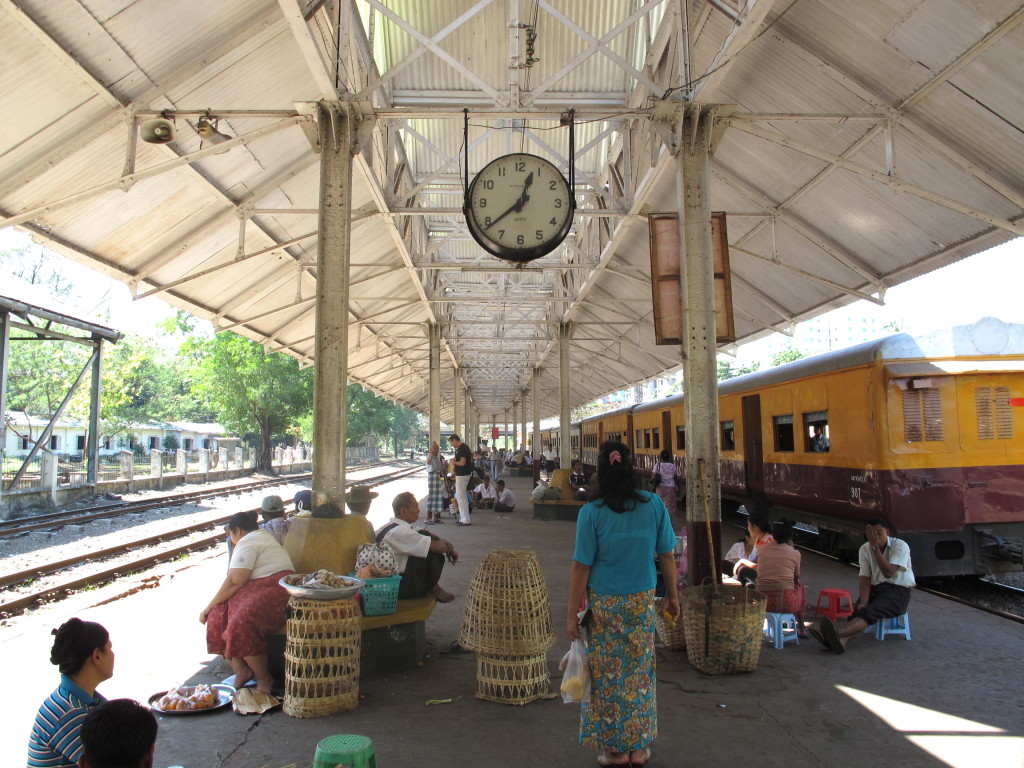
[283, 598, 361, 718]
[458, 550, 556, 655]
[681, 584, 765, 675]
[654, 597, 686, 651]
[475, 652, 551, 706]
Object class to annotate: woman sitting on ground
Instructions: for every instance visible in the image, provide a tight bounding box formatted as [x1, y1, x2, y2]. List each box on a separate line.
[731, 509, 774, 587]
[28, 618, 114, 768]
[755, 521, 808, 638]
[200, 512, 295, 693]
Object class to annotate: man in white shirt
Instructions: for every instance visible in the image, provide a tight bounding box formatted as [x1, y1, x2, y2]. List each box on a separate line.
[493, 480, 516, 513]
[813, 518, 915, 654]
[472, 476, 497, 508]
[376, 492, 458, 602]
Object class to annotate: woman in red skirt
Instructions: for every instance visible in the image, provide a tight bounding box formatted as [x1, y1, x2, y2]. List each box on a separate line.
[200, 512, 294, 693]
[754, 521, 809, 638]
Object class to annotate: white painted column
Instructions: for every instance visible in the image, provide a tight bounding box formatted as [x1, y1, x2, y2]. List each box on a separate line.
[559, 322, 572, 469]
[532, 368, 540, 461]
[312, 101, 355, 513]
[677, 105, 722, 585]
[429, 323, 441, 448]
[453, 369, 461, 442]
[521, 391, 528, 454]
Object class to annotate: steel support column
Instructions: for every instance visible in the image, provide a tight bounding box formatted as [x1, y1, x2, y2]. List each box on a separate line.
[0, 312, 9, 482]
[559, 322, 572, 468]
[678, 105, 723, 586]
[429, 323, 440, 448]
[521, 390, 528, 454]
[86, 336, 103, 485]
[312, 102, 355, 511]
[532, 368, 540, 482]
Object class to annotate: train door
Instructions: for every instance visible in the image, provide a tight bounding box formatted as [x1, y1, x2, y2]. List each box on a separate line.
[661, 411, 672, 454]
[742, 394, 765, 496]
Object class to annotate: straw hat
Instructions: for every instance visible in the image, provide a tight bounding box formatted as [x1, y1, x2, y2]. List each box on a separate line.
[344, 485, 379, 504]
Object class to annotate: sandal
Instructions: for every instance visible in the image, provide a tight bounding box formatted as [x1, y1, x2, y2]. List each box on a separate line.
[820, 618, 845, 654]
[630, 747, 651, 766]
[808, 627, 829, 650]
[597, 753, 629, 767]
[439, 641, 471, 655]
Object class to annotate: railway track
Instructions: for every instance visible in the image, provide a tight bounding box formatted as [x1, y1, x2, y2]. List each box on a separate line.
[0, 463, 423, 616]
[0, 459, 406, 538]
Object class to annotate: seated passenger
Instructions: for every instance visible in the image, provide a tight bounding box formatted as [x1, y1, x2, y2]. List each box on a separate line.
[723, 531, 753, 577]
[731, 509, 774, 587]
[813, 518, 915, 654]
[28, 618, 114, 768]
[200, 512, 295, 693]
[522, 451, 534, 466]
[376, 492, 458, 602]
[79, 699, 157, 768]
[755, 522, 808, 638]
[568, 460, 590, 501]
[493, 480, 516, 513]
[293, 489, 312, 514]
[345, 485, 378, 516]
[809, 424, 830, 452]
[259, 495, 291, 545]
[472, 476, 497, 508]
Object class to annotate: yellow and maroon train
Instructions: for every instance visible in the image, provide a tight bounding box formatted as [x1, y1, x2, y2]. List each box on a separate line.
[550, 319, 1024, 579]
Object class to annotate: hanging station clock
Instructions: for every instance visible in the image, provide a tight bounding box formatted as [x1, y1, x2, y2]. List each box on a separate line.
[464, 153, 575, 263]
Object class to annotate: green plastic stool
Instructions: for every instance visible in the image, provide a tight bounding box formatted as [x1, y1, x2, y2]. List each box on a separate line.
[313, 734, 377, 768]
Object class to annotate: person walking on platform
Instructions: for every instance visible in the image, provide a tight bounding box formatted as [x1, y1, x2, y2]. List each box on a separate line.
[812, 518, 915, 654]
[424, 442, 446, 525]
[489, 448, 501, 481]
[653, 449, 679, 530]
[448, 434, 474, 526]
[566, 441, 680, 767]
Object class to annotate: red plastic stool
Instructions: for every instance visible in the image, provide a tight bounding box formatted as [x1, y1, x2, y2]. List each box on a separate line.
[815, 589, 854, 621]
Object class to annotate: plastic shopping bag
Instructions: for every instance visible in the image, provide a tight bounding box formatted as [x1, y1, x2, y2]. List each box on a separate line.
[559, 637, 592, 704]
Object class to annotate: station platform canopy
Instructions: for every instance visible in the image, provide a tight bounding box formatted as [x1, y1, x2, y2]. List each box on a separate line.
[2, 0, 1022, 426]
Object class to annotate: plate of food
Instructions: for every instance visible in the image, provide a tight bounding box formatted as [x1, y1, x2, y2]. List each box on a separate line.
[148, 684, 234, 715]
[280, 570, 363, 600]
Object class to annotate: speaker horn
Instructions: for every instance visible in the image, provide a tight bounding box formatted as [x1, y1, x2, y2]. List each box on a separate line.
[140, 118, 175, 144]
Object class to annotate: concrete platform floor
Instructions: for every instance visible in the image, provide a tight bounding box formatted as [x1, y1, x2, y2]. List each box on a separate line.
[5, 468, 1023, 768]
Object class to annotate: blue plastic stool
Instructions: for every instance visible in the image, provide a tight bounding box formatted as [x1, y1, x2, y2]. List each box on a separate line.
[313, 734, 377, 768]
[865, 613, 911, 641]
[763, 612, 800, 649]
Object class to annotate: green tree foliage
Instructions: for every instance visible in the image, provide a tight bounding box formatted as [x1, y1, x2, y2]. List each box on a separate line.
[187, 332, 313, 471]
[771, 348, 807, 367]
[345, 383, 419, 454]
[717, 360, 761, 382]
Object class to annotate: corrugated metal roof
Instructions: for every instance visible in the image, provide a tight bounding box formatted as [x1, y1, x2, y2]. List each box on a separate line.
[2, 0, 1023, 426]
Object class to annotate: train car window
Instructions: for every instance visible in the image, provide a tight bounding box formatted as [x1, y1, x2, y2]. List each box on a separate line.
[720, 421, 735, 451]
[635, 429, 642, 446]
[803, 411, 830, 452]
[652, 427, 660, 450]
[773, 415, 795, 452]
[975, 387, 1014, 440]
[644, 429, 652, 449]
[676, 426, 686, 451]
[902, 388, 943, 442]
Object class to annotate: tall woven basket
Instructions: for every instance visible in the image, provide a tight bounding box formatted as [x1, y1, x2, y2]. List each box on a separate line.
[681, 584, 765, 675]
[283, 598, 361, 718]
[458, 550, 556, 705]
[458, 549, 556, 656]
[475, 652, 551, 706]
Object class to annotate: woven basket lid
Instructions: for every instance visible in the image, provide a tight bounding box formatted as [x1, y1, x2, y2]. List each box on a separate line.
[458, 549, 556, 655]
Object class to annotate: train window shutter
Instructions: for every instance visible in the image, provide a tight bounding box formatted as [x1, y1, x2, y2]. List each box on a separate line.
[903, 388, 943, 442]
[976, 386, 1013, 440]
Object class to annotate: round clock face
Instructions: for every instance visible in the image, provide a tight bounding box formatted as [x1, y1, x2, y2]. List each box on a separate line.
[464, 153, 575, 263]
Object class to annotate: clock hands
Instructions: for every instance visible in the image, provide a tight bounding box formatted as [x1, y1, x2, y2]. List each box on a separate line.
[484, 172, 534, 230]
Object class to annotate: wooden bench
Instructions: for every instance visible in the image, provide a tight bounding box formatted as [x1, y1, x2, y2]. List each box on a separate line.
[266, 595, 436, 682]
[531, 468, 585, 521]
[264, 517, 438, 681]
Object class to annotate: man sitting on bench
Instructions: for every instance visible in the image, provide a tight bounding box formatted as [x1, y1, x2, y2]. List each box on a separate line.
[376, 492, 459, 603]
